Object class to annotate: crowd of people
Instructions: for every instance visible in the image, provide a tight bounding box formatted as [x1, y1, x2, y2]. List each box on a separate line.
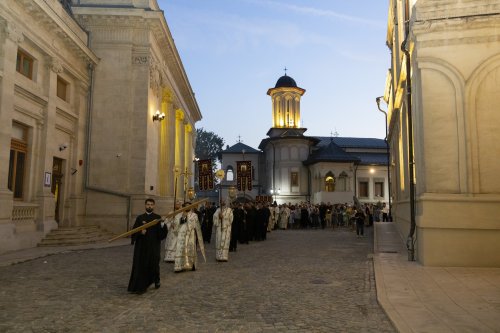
[127, 198, 390, 294]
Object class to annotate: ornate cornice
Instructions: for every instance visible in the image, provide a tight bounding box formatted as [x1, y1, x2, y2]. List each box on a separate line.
[132, 55, 149, 66]
[18, 0, 98, 65]
[413, 16, 500, 48]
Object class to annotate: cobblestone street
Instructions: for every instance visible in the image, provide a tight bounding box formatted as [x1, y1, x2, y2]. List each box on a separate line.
[0, 227, 395, 333]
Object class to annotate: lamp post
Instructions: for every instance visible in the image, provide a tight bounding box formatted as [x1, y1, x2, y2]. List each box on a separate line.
[193, 157, 199, 193]
[173, 166, 180, 210]
[376, 96, 392, 220]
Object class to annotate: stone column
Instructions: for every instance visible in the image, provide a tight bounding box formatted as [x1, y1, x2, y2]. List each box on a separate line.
[175, 109, 185, 198]
[159, 88, 175, 197]
[184, 122, 193, 188]
[0, 21, 22, 247]
[35, 57, 62, 233]
[165, 98, 175, 197]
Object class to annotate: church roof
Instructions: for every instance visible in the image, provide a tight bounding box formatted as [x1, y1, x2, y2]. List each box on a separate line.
[351, 153, 388, 165]
[316, 137, 387, 149]
[220, 142, 260, 154]
[303, 139, 360, 166]
[275, 74, 297, 88]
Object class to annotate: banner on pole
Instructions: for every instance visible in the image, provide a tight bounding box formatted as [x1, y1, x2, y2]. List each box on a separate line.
[236, 161, 252, 191]
[198, 159, 213, 191]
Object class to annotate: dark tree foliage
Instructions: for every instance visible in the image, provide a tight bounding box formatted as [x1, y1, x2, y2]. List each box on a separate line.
[195, 128, 225, 167]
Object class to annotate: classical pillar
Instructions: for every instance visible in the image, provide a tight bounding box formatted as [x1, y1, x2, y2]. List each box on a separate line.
[159, 88, 175, 197]
[35, 57, 62, 232]
[175, 109, 185, 197]
[184, 122, 193, 188]
[0, 21, 21, 240]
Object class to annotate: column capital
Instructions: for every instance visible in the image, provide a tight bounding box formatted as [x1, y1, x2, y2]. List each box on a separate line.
[46, 57, 63, 74]
[162, 88, 173, 103]
[4, 21, 24, 44]
[175, 108, 184, 121]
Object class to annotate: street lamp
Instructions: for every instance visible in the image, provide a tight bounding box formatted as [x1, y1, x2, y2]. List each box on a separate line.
[376, 96, 392, 221]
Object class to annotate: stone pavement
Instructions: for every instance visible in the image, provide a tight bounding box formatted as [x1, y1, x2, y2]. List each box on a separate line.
[373, 222, 500, 333]
[0, 227, 395, 333]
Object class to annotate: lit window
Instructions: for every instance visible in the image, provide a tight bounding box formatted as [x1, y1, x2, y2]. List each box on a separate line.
[16, 49, 34, 79]
[324, 172, 335, 192]
[226, 166, 234, 181]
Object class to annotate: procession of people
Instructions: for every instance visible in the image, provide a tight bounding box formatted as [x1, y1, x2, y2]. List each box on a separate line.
[125, 194, 381, 295]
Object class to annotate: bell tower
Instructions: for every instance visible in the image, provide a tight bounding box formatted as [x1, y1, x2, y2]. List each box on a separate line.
[267, 73, 305, 129]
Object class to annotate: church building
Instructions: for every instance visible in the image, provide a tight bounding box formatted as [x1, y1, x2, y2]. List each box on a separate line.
[220, 74, 389, 206]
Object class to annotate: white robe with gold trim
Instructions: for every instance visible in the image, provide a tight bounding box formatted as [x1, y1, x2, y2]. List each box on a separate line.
[164, 213, 181, 262]
[213, 207, 234, 261]
[174, 211, 205, 272]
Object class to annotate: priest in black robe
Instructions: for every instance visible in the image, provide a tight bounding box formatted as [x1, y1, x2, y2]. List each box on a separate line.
[128, 198, 168, 294]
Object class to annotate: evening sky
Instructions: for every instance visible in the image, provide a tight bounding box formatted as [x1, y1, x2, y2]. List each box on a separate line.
[158, 0, 390, 149]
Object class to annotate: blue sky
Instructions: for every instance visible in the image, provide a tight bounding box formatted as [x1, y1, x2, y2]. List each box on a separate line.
[158, 0, 390, 149]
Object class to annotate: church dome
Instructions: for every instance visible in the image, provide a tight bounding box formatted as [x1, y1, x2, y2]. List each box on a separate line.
[275, 74, 297, 88]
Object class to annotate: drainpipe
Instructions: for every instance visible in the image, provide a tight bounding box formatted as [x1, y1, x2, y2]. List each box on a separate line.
[402, 0, 416, 261]
[83, 33, 132, 232]
[376, 97, 392, 221]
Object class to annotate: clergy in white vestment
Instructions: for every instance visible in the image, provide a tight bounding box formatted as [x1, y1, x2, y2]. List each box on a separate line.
[213, 200, 234, 262]
[268, 204, 278, 232]
[279, 204, 291, 229]
[174, 205, 205, 272]
[164, 201, 182, 262]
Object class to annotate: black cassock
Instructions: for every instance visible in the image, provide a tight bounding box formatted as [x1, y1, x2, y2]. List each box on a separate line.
[127, 212, 168, 293]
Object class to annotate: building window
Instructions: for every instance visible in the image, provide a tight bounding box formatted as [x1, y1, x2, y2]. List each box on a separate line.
[226, 166, 234, 181]
[57, 76, 68, 101]
[375, 181, 384, 197]
[8, 123, 28, 199]
[324, 171, 335, 192]
[359, 181, 369, 198]
[337, 171, 348, 191]
[291, 171, 299, 187]
[16, 49, 34, 79]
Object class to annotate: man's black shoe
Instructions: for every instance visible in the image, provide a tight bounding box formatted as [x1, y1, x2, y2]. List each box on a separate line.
[155, 282, 161, 289]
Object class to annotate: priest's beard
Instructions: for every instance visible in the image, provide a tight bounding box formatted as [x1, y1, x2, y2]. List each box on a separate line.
[146, 208, 153, 213]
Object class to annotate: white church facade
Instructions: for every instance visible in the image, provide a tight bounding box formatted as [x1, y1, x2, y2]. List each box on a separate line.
[220, 74, 389, 206]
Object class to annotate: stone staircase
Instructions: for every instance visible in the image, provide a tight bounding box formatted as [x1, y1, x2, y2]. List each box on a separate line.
[38, 225, 115, 247]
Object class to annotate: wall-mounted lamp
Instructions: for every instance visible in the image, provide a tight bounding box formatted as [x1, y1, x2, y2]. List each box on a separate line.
[152, 110, 165, 122]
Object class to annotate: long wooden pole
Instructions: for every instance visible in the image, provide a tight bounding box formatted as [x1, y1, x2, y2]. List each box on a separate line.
[108, 198, 208, 242]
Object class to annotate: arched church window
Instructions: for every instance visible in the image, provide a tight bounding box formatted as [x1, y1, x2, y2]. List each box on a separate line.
[337, 171, 348, 191]
[325, 171, 335, 192]
[226, 165, 234, 181]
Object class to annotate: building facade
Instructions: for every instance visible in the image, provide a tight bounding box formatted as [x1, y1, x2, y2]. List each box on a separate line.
[384, 0, 500, 266]
[221, 74, 389, 206]
[0, 0, 200, 253]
